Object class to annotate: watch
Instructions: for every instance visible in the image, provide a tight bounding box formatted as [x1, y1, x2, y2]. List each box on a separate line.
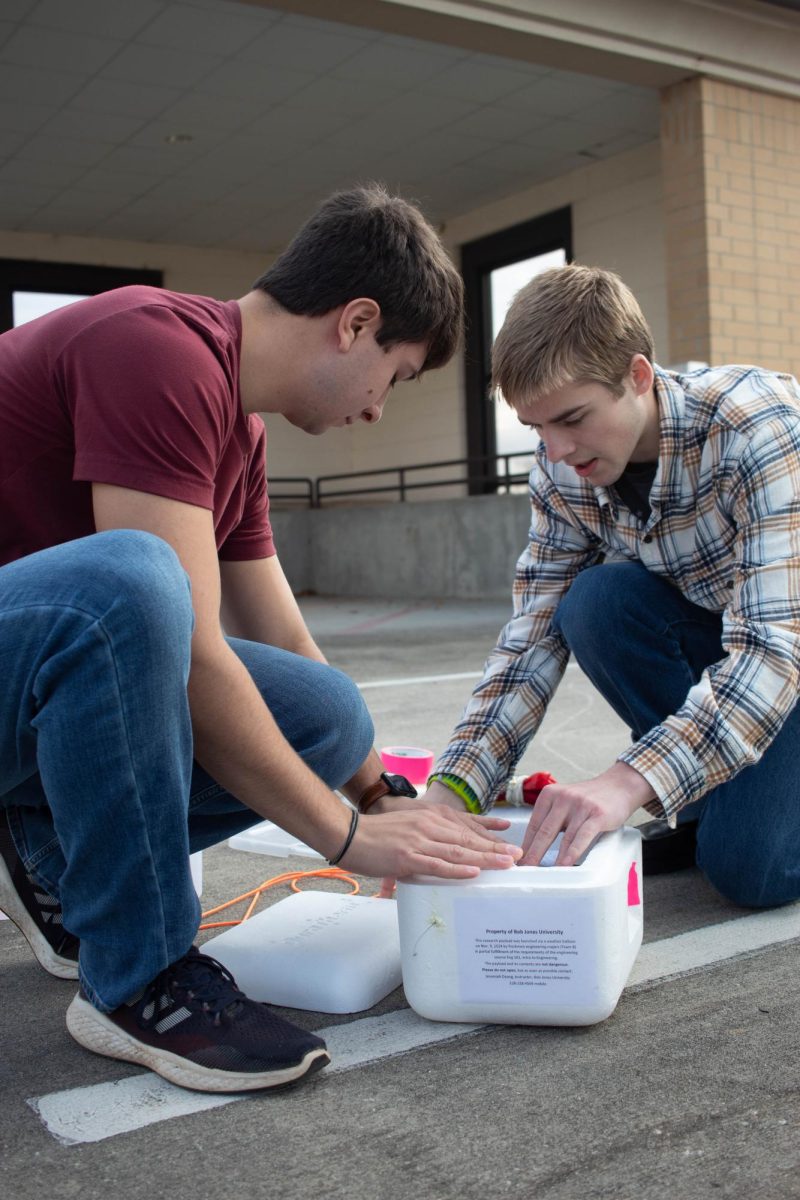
[358, 772, 418, 814]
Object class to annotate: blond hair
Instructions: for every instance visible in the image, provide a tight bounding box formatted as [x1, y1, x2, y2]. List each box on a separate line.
[492, 264, 654, 406]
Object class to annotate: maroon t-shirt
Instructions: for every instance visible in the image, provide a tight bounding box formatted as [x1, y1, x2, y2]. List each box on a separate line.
[0, 286, 275, 567]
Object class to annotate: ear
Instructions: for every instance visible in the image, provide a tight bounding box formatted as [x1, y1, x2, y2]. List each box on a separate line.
[629, 353, 654, 396]
[336, 298, 382, 352]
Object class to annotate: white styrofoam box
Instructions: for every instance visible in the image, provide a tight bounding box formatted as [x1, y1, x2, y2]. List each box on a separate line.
[203, 890, 402, 1014]
[397, 826, 643, 1027]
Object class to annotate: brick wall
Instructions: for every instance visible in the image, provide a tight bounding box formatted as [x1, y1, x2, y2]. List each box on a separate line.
[661, 77, 800, 376]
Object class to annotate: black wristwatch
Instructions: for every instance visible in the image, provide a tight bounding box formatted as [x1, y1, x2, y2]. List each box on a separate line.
[358, 772, 418, 814]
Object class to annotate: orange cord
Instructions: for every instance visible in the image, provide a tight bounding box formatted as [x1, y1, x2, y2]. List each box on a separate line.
[199, 867, 361, 930]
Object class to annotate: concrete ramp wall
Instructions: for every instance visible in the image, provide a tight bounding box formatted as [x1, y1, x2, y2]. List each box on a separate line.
[270, 493, 531, 599]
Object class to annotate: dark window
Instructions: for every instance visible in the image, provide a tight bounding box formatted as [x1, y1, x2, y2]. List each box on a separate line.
[0, 259, 163, 332]
[461, 207, 572, 494]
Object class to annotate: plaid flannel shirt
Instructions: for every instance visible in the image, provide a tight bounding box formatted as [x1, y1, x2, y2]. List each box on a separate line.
[436, 365, 800, 820]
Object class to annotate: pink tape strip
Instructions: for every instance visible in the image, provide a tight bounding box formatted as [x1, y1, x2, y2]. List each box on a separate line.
[627, 862, 641, 906]
[380, 746, 435, 787]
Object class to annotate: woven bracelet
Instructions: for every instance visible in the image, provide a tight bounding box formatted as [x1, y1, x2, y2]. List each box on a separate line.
[327, 806, 359, 866]
[428, 773, 482, 814]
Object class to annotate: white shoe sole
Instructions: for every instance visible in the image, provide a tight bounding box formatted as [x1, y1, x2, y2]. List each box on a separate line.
[0, 855, 79, 980]
[66, 994, 330, 1092]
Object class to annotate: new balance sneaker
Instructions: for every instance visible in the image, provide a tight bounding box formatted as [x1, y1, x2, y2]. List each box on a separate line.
[66, 947, 330, 1092]
[0, 811, 79, 979]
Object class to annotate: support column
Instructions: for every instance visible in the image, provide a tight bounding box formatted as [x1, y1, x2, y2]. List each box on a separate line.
[661, 77, 800, 376]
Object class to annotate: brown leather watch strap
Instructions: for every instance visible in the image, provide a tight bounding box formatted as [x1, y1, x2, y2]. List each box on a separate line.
[358, 778, 392, 815]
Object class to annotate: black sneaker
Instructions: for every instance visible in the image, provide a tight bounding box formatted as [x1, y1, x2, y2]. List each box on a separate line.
[66, 947, 330, 1092]
[0, 811, 79, 979]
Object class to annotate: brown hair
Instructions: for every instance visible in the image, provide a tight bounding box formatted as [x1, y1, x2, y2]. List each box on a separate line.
[492, 263, 655, 405]
[252, 183, 464, 372]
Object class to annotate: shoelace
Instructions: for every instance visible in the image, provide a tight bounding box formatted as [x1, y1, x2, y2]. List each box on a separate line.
[139, 948, 248, 1029]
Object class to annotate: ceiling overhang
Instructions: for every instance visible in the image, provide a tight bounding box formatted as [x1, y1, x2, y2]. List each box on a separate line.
[242, 0, 800, 96]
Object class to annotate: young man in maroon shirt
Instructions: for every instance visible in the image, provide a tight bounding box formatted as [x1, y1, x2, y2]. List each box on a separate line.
[0, 184, 519, 1093]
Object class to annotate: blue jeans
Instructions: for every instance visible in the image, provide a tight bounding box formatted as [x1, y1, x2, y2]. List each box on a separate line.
[0, 531, 373, 1010]
[553, 562, 800, 908]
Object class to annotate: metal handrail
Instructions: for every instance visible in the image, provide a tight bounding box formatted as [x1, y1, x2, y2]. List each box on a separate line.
[315, 453, 532, 506]
[269, 453, 534, 508]
[266, 476, 314, 506]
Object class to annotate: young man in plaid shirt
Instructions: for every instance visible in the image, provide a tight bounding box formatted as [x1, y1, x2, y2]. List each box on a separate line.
[429, 264, 800, 907]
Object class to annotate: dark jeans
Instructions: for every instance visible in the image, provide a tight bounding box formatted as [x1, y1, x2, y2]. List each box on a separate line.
[0, 531, 374, 1008]
[553, 562, 800, 908]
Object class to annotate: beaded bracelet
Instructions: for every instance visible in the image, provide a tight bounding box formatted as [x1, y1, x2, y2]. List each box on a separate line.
[327, 806, 359, 866]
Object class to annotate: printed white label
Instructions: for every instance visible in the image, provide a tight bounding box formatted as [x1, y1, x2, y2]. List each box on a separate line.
[454, 895, 594, 1004]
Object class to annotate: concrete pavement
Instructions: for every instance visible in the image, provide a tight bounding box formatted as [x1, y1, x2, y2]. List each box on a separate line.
[2, 598, 798, 1199]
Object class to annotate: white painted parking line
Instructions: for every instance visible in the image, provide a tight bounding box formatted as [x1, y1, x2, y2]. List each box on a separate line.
[29, 1010, 480, 1146]
[628, 903, 800, 987]
[28, 903, 800, 1146]
[356, 663, 579, 690]
[29, 1074, 236, 1146]
[357, 670, 482, 689]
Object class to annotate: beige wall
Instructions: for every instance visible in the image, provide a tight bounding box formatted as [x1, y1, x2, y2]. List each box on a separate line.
[0, 137, 667, 486]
